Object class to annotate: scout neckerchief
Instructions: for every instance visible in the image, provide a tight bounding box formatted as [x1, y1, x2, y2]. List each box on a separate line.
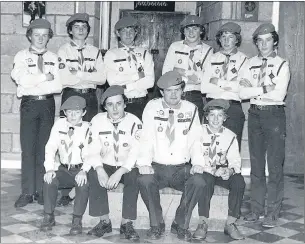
[206, 125, 224, 168]
[183, 41, 204, 72]
[29, 46, 47, 73]
[257, 51, 277, 87]
[65, 122, 82, 169]
[162, 99, 182, 145]
[108, 112, 126, 163]
[219, 48, 238, 80]
[70, 40, 86, 71]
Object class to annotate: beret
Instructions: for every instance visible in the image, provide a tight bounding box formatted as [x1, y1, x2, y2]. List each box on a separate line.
[27, 18, 51, 31]
[101, 85, 125, 104]
[180, 15, 203, 29]
[115, 16, 138, 31]
[66, 13, 89, 27]
[157, 71, 183, 89]
[253, 23, 275, 37]
[203, 99, 230, 112]
[61, 96, 86, 110]
[218, 22, 241, 34]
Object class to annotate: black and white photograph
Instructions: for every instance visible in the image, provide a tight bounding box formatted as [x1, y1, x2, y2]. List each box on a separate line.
[1, 1, 304, 243]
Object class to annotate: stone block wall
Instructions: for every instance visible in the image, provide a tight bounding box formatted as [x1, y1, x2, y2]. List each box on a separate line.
[1, 1, 100, 161]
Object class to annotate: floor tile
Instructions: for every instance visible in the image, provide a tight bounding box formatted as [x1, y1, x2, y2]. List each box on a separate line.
[280, 222, 304, 232]
[247, 232, 285, 243]
[11, 212, 43, 222]
[36, 236, 75, 243]
[2, 223, 38, 234]
[1, 234, 33, 243]
[18, 229, 57, 242]
[280, 212, 304, 221]
[1, 228, 13, 237]
[264, 226, 299, 237]
[287, 232, 305, 242]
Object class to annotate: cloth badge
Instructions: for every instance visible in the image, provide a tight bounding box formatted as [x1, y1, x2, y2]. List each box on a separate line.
[204, 150, 208, 156]
[136, 53, 141, 56]
[253, 74, 258, 79]
[159, 110, 164, 116]
[69, 67, 76, 71]
[158, 126, 163, 132]
[215, 69, 220, 74]
[138, 66, 144, 72]
[26, 58, 33, 64]
[216, 141, 219, 145]
[61, 140, 65, 145]
[59, 63, 65, 69]
[231, 67, 237, 74]
[119, 67, 124, 72]
[135, 130, 141, 140]
[183, 129, 189, 135]
[58, 57, 62, 62]
[178, 113, 184, 118]
[178, 59, 182, 64]
[137, 124, 142, 129]
[123, 143, 129, 147]
[269, 72, 275, 79]
[196, 62, 201, 67]
[104, 141, 109, 146]
[185, 112, 192, 118]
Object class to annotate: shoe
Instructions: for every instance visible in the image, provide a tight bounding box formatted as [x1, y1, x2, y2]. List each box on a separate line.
[146, 226, 161, 240]
[14, 194, 33, 208]
[69, 215, 83, 235]
[176, 225, 192, 242]
[120, 221, 139, 241]
[170, 221, 178, 234]
[224, 223, 245, 240]
[192, 221, 208, 241]
[159, 222, 165, 235]
[87, 220, 112, 237]
[262, 215, 278, 228]
[40, 213, 55, 231]
[244, 212, 264, 222]
[57, 196, 73, 207]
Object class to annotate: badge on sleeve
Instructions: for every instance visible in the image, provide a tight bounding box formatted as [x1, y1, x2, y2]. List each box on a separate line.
[59, 63, 65, 69]
[269, 72, 275, 79]
[253, 74, 258, 79]
[135, 130, 141, 140]
[215, 69, 220, 74]
[137, 124, 142, 129]
[119, 67, 124, 72]
[178, 59, 182, 64]
[231, 67, 237, 74]
[158, 126, 163, 132]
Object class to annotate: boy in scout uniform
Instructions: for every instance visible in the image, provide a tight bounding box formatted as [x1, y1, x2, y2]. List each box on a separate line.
[163, 15, 213, 122]
[86, 86, 142, 241]
[137, 71, 206, 241]
[192, 99, 245, 241]
[11, 19, 62, 208]
[201, 22, 248, 149]
[104, 16, 155, 120]
[40, 96, 91, 235]
[57, 13, 106, 206]
[239, 23, 290, 227]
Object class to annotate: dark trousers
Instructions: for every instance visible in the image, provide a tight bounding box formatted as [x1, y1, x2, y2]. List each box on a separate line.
[198, 172, 245, 218]
[138, 163, 206, 229]
[223, 102, 245, 151]
[248, 106, 286, 217]
[60, 88, 98, 122]
[183, 91, 204, 123]
[43, 165, 89, 216]
[125, 97, 148, 121]
[20, 97, 55, 195]
[88, 165, 139, 220]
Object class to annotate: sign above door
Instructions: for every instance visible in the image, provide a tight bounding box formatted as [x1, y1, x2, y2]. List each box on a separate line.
[134, 1, 175, 12]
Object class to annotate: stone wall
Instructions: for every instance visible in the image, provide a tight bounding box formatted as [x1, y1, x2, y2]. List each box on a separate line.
[1, 1, 100, 161]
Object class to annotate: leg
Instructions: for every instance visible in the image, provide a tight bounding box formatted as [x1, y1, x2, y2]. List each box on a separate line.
[125, 98, 148, 121]
[184, 92, 204, 123]
[84, 91, 98, 122]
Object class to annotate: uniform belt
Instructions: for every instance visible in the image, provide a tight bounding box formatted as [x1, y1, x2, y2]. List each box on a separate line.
[64, 87, 96, 94]
[22, 94, 53, 100]
[61, 163, 83, 169]
[127, 96, 147, 104]
[152, 162, 188, 167]
[206, 98, 241, 105]
[250, 104, 284, 110]
[184, 90, 202, 96]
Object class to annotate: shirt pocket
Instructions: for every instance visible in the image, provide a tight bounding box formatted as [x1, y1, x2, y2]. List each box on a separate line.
[174, 53, 188, 69]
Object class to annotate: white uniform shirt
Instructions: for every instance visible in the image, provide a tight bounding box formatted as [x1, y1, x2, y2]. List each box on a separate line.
[200, 124, 241, 175]
[57, 41, 106, 89]
[201, 50, 248, 101]
[162, 40, 213, 92]
[44, 118, 91, 172]
[11, 48, 62, 98]
[86, 112, 142, 171]
[104, 45, 155, 98]
[239, 54, 290, 105]
[137, 98, 204, 166]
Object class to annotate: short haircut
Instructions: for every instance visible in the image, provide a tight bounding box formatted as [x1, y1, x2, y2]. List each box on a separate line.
[180, 25, 205, 40]
[204, 106, 228, 117]
[67, 20, 91, 39]
[159, 81, 186, 92]
[64, 108, 86, 113]
[26, 28, 54, 43]
[215, 30, 242, 47]
[252, 31, 279, 48]
[102, 94, 128, 109]
[116, 26, 140, 42]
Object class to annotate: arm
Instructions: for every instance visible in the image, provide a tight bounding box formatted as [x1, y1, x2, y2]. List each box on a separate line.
[226, 137, 242, 174]
[11, 52, 47, 88]
[126, 51, 155, 91]
[162, 44, 176, 75]
[217, 78, 241, 92]
[201, 62, 225, 94]
[44, 121, 60, 172]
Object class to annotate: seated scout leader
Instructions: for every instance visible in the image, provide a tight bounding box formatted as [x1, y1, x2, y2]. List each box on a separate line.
[40, 96, 91, 235]
[192, 99, 245, 241]
[162, 15, 213, 121]
[85, 85, 142, 241]
[137, 71, 206, 241]
[11, 18, 62, 208]
[104, 16, 154, 120]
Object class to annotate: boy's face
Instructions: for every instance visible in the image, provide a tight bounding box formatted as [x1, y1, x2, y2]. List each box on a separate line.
[117, 27, 137, 46]
[161, 84, 183, 106]
[184, 25, 201, 45]
[256, 33, 274, 57]
[64, 109, 86, 125]
[206, 109, 226, 131]
[220, 31, 238, 52]
[105, 95, 126, 121]
[30, 28, 50, 50]
[69, 21, 88, 41]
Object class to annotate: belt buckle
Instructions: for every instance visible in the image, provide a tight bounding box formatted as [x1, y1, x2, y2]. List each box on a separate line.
[37, 95, 45, 100]
[257, 105, 264, 110]
[81, 89, 88, 93]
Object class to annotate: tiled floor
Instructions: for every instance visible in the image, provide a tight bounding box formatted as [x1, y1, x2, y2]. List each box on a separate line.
[1, 168, 304, 243]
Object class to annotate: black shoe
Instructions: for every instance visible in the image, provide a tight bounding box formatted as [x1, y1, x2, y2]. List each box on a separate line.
[146, 226, 161, 240]
[40, 213, 55, 231]
[57, 196, 73, 207]
[87, 220, 112, 237]
[170, 221, 179, 234]
[192, 221, 208, 241]
[224, 223, 244, 240]
[159, 222, 165, 236]
[176, 225, 192, 242]
[14, 194, 33, 208]
[70, 215, 83, 235]
[244, 212, 264, 223]
[120, 221, 140, 241]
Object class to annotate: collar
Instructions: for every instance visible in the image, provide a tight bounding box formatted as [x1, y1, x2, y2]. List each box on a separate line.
[29, 46, 47, 55]
[161, 99, 182, 110]
[206, 125, 224, 135]
[183, 40, 203, 50]
[258, 51, 277, 59]
[119, 42, 135, 50]
[107, 112, 126, 125]
[70, 40, 87, 50]
[220, 48, 238, 56]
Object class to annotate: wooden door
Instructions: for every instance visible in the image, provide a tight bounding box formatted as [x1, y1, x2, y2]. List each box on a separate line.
[120, 10, 189, 96]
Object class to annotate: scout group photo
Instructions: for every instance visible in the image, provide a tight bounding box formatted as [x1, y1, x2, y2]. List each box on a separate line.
[1, 1, 304, 244]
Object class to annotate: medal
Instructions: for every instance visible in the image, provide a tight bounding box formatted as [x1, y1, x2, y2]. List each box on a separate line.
[158, 126, 163, 132]
[119, 67, 124, 72]
[215, 69, 220, 74]
[178, 59, 182, 64]
[253, 74, 258, 79]
[159, 110, 164, 116]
